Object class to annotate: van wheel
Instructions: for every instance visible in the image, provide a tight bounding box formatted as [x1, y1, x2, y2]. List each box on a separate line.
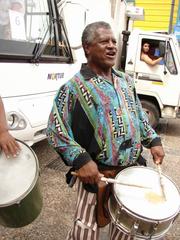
[141, 100, 160, 129]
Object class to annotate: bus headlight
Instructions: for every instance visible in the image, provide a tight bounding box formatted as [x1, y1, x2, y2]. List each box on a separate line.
[7, 112, 27, 130]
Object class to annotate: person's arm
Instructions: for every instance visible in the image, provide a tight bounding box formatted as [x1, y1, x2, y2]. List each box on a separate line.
[0, 98, 8, 134]
[141, 53, 163, 66]
[46, 83, 100, 184]
[0, 97, 20, 157]
[125, 74, 165, 164]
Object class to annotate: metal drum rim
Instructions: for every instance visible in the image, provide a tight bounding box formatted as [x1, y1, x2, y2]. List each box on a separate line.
[112, 166, 180, 222]
[108, 196, 174, 239]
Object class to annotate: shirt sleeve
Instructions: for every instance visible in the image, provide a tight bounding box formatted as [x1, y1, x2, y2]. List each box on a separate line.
[125, 73, 162, 148]
[46, 83, 91, 169]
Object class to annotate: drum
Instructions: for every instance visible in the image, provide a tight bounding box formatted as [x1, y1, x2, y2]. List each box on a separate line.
[0, 139, 43, 228]
[108, 166, 180, 239]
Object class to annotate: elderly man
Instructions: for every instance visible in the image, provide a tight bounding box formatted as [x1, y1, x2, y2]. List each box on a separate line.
[46, 21, 165, 240]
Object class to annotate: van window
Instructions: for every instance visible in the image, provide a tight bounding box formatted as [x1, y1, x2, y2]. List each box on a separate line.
[140, 39, 164, 65]
[165, 42, 177, 75]
[0, 0, 73, 63]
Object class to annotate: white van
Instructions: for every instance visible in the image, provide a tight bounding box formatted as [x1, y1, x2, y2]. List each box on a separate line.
[125, 30, 180, 128]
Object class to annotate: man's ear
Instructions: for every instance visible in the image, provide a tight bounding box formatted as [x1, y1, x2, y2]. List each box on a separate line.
[84, 43, 91, 56]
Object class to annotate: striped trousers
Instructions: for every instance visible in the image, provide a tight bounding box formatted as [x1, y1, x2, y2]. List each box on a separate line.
[66, 180, 134, 240]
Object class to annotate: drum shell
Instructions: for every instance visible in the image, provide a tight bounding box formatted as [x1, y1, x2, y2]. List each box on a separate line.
[108, 166, 180, 239]
[0, 180, 42, 228]
[0, 139, 43, 228]
[109, 194, 175, 239]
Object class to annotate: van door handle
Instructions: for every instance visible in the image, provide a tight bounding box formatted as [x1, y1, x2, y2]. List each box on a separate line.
[137, 73, 150, 79]
[137, 73, 163, 83]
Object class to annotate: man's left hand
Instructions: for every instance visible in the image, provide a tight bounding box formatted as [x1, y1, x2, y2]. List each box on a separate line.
[150, 145, 165, 164]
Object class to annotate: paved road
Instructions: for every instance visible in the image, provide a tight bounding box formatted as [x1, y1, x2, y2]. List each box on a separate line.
[0, 119, 180, 240]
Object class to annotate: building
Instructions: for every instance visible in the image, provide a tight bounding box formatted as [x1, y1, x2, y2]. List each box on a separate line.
[132, 0, 179, 33]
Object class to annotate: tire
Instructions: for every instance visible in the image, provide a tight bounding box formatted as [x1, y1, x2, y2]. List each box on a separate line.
[140, 100, 160, 129]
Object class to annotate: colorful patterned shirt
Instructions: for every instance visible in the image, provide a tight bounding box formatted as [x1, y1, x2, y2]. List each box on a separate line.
[46, 64, 161, 170]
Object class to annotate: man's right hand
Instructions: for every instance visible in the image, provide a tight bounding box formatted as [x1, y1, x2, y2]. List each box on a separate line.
[76, 160, 102, 184]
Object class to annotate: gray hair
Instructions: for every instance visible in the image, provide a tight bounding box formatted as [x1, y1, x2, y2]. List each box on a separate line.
[81, 21, 112, 47]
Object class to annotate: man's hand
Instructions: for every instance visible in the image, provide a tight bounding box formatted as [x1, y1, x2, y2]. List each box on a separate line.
[0, 131, 21, 158]
[150, 145, 165, 164]
[76, 160, 102, 184]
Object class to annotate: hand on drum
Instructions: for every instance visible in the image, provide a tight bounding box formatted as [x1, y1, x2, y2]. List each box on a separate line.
[0, 131, 21, 158]
[75, 160, 103, 184]
[150, 145, 165, 165]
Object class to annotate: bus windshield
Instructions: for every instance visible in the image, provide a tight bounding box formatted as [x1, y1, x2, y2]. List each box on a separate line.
[0, 0, 73, 63]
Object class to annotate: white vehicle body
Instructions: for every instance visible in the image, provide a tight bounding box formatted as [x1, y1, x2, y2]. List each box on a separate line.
[2, 62, 80, 145]
[125, 30, 180, 127]
[1, 0, 81, 146]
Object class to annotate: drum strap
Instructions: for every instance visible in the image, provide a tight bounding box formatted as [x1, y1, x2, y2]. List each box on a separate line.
[96, 169, 121, 228]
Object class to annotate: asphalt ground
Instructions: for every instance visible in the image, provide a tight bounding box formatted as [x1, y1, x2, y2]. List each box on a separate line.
[0, 119, 180, 240]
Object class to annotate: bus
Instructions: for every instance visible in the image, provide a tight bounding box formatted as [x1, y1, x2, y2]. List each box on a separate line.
[0, 0, 81, 146]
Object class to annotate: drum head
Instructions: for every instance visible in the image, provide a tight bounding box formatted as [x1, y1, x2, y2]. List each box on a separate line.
[0, 140, 39, 206]
[114, 166, 180, 221]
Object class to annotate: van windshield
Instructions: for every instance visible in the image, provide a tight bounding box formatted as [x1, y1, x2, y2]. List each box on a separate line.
[0, 0, 73, 63]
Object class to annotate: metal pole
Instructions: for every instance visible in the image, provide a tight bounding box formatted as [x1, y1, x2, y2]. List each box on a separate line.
[169, 0, 175, 34]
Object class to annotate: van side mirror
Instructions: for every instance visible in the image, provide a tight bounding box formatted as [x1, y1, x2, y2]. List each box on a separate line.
[159, 42, 166, 57]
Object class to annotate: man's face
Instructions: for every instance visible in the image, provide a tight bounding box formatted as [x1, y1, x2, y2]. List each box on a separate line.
[85, 28, 117, 69]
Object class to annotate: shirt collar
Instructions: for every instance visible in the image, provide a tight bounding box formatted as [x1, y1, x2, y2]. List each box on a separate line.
[80, 63, 122, 81]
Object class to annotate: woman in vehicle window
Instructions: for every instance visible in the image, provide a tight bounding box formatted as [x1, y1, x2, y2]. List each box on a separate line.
[141, 42, 163, 66]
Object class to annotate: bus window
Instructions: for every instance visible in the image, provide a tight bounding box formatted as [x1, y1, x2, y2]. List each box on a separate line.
[0, 0, 73, 63]
[0, 0, 25, 40]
